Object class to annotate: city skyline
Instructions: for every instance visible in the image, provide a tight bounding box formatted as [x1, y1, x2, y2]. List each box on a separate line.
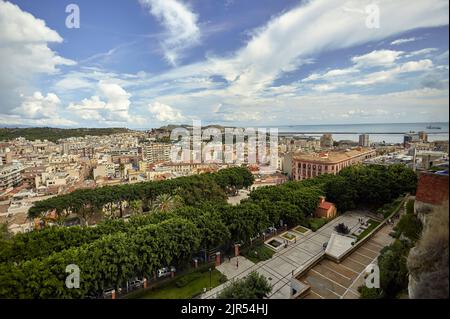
[0, 0, 448, 129]
[0, 0, 448, 303]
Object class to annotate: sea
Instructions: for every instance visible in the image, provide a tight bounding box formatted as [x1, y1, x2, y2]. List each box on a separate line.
[273, 122, 449, 144]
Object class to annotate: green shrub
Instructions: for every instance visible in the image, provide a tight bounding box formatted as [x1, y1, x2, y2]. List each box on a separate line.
[394, 214, 423, 242]
[406, 199, 415, 215]
[307, 218, 327, 231]
[335, 223, 350, 234]
[218, 271, 271, 299]
[241, 243, 275, 263]
[377, 197, 404, 219]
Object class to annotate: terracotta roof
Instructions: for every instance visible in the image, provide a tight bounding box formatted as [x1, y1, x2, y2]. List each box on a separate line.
[319, 201, 334, 210]
[293, 148, 374, 164]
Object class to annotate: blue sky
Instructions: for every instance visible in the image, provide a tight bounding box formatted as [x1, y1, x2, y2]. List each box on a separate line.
[0, 0, 448, 128]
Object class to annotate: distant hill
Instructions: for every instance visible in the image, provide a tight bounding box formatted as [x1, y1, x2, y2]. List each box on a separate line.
[0, 127, 132, 142]
[157, 124, 236, 132]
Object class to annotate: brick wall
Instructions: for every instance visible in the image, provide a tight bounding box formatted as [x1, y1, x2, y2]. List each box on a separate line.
[415, 172, 449, 205]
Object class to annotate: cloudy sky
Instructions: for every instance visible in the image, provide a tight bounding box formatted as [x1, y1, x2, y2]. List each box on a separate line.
[0, 0, 448, 128]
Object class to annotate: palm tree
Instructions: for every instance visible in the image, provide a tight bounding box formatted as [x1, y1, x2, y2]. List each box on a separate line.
[129, 199, 143, 215]
[152, 194, 182, 213]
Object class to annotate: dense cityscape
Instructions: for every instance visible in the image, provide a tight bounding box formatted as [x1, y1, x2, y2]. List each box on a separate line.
[0, 124, 448, 299]
[0, 0, 448, 308]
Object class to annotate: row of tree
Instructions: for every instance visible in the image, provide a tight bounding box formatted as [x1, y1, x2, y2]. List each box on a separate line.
[0, 127, 131, 143]
[27, 167, 254, 223]
[0, 217, 200, 298]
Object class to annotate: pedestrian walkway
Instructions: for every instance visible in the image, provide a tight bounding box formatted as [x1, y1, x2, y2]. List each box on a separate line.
[201, 211, 371, 299]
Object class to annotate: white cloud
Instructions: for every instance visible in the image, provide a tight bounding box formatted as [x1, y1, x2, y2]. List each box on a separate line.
[67, 96, 106, 120]
[3, 0, 447, 127]
[391, 37, 418, 45]
[139, 0, 201, 66]
[0, 1, 62, 43]
[99, 82, 131, 112]
[67, 82, 138, 123]
[399, 59, 434, 72]
[404, 48, 439, 58]
[351, 50, 403, 67]
[301, 46, 441, 92]
[0, 1, 75, 71]
[353, 59, 434, 85]
[340, 108, 389, 119]
[9, 91, 78, 126]
[53, 76, 94, 91]
[201, 0, 448, 96]
[0, 1, 75, 115]
[13, 92, 61, 119]
[312, 84, 337, 92]
[119, 0, 450, 106]
[213, 103, 262, 122]
[148, 101, 184, 122]
[303, 67, 359, 82]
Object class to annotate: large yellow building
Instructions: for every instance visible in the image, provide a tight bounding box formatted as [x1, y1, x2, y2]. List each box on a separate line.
[292, 147, 376, 180]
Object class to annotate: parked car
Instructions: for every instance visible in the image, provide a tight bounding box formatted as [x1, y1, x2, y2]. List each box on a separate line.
[264, 227, 277, 235]
[157, 266, 176, 278]
[128, 279, 144, 289]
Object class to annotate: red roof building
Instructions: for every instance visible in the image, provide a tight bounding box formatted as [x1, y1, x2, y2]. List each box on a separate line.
[315, 196, 337, 219]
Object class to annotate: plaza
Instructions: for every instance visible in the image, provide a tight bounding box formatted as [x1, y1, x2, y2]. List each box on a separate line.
[202, 210, 376, 299]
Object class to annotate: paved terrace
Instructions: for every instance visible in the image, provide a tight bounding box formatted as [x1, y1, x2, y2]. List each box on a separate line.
[299, 223, 395, 299]
[201, 211, 375, 299]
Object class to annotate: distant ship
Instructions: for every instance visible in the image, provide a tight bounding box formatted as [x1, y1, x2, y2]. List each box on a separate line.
[426, 125, 442, 129]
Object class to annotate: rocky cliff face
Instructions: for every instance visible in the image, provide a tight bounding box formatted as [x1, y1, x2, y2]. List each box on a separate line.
[407, 203, 449, 299]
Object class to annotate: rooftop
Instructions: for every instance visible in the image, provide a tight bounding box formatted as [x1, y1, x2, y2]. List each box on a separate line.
[325, 233, 356, 260]
[319, 201, 334, 210]
[293, 147, 374, 163]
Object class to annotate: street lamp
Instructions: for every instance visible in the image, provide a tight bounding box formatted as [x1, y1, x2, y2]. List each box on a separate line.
[209, 268, 212, 290]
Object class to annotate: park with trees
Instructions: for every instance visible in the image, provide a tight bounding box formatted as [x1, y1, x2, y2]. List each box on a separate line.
[0, 164, 417, 298]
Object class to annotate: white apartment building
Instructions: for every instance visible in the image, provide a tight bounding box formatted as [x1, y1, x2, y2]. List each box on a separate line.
[144, 143, 172, 163]
[0, 148, 12, 166]
[93, 163, 117, 179]
[0, 163, 24, 192]
[359, 134, 370, 147]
